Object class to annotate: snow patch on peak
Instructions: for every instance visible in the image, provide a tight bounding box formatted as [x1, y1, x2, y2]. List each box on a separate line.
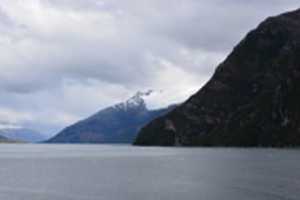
[113, 88, 190, 111]
[122, 89, 183, 111]
[124, 90, 153, 109]
[112, 90, 154, 111]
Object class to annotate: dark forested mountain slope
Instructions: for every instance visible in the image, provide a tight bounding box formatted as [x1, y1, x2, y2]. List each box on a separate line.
[134, 9, 300, 147]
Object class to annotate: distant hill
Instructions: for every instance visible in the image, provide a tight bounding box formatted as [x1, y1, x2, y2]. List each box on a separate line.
[47, 91, 176, 143]
[134, 9, 300, 147]
[0, 135, 18, 143]
[0, 128, 46, 143]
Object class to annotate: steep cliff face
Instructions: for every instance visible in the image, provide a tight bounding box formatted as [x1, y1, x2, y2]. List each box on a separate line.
[134, 9, 300, 147]
[47, 91, 175, 143]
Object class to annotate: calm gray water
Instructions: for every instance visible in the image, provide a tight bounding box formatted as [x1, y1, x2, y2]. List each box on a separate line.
[0, 144, 299, 200]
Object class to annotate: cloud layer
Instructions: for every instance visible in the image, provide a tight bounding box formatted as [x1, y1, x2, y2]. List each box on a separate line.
[0, 0, 298, 135]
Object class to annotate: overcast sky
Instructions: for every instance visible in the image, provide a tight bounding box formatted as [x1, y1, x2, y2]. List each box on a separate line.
[0, 0, 298, 136]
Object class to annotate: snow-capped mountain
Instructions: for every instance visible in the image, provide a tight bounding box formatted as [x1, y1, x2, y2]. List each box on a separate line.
[46, 91, 175, 143]
[112, 90, 153, 111]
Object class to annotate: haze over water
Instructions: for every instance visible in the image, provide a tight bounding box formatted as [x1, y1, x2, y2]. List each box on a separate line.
[0, 144, 299, 200]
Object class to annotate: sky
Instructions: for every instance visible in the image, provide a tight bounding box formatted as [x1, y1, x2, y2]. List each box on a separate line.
[0, 0, 298, 136]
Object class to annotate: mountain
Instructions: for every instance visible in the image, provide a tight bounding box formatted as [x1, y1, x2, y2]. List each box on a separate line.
[0, 128, 47, 143]
[0, 135, 13, 143]
[134, 9, 300, 147]
[47, 91, 176, 143]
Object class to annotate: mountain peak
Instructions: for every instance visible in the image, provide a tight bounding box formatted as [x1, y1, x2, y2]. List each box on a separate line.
[125, 90, 154, 108]
[46, 89, 174, 144]
[112, 90, 155, 111]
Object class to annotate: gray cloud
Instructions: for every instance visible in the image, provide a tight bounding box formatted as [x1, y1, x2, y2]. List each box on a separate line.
[0, 0, 298, 135]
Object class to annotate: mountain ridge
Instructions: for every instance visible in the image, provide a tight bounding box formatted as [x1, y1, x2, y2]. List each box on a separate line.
[134, 9, 300, 147]
[47, 91, 176, 143]
[0, 128, 46, 143]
